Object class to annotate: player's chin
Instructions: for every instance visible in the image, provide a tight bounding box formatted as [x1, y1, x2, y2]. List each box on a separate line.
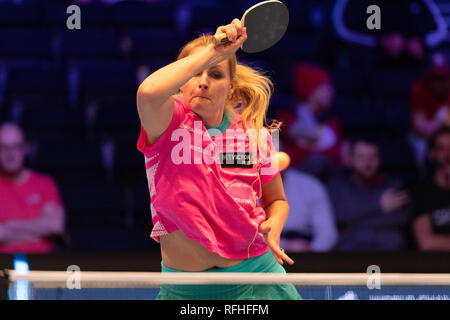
[194, 100, 217, 110]
[189, 102, 207, 112]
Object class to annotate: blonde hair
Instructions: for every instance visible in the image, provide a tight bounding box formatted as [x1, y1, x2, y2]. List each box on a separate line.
[177, 34, 282, 157]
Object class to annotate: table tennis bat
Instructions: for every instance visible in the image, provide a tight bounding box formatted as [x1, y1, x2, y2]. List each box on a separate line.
[214, 0, 289, 53]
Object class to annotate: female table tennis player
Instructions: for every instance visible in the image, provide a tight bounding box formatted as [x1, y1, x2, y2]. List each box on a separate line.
[136, 18, 301, 300]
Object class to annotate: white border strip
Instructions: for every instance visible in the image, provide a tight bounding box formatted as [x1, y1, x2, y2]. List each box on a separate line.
[5, 271, 450, 288]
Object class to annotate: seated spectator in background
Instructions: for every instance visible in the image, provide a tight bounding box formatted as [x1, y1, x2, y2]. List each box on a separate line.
[332, 0, 448, 67]
[412, 126, 450, 251]
[280, 168, 338, 252]
[409, 64, 450, 168]
[0, 123, 65, 253]
[276, 63, 342, 181]
[327, 137, 411, 251]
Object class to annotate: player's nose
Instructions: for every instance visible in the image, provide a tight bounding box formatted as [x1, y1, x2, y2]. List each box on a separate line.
[198, 72, 209, 89]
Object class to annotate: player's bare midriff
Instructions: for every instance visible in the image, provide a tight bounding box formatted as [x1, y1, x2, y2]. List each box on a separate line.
[160, 230, 245, 271]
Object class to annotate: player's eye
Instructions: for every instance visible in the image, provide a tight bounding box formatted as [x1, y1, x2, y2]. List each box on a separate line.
[211, 72, 223, 79]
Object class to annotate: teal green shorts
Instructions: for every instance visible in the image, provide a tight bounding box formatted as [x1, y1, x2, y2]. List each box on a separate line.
[156, 250, 302, 300]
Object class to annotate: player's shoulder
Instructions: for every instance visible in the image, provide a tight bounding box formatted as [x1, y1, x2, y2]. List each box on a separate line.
[28, 170, 57, 185]
[173, 95, 190, 113]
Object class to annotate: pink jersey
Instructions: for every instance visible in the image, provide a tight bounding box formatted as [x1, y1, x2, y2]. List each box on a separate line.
[137, 97, 280, 259]
[0, 170, 63, 253]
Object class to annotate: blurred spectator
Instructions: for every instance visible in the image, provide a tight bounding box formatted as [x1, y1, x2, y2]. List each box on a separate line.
[327, 137, 412, 251]
[409, 64, 450, 167]
[0, 123, 65, 253]
[412, 126, 450, 251]
[280, 168, 338, 252]
[276, 63, 343, 181]
[332, 0, 448, 67]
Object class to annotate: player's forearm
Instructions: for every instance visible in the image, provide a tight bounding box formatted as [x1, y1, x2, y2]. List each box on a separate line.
[418, 234, 450, 251]
[137, 44, 219, 108]
[264, 199, 289, 233]
[0, 224, 42, 243]
[0, 207, 64, 243]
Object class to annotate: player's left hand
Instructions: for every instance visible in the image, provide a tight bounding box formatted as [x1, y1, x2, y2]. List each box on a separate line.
[259, 218, 294, 265]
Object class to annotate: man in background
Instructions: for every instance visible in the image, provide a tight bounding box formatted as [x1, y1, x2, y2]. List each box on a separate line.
[0, 122, 65, 253]
[327, 137, 411, 251]
[412, 126, 450, 251]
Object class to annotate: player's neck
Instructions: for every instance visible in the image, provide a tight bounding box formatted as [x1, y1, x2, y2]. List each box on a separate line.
[0, 169, 28, 184]
[202, 108, 225, 128]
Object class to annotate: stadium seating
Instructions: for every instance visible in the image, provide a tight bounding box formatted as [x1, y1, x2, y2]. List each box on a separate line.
[0, 29, 53, 62]
[125, 27, 186, 62]
[109, 0, 175, 29]
[5, 63, 67, 105]
[76, 60, 137, 105]
[43, 1, 108, 28]
[58, 28, 125, 63]
[59, 182, 127, 227]
[19, 103, 85, 140]
[0, 2, 41, 27]
[92, 102, 140, 140]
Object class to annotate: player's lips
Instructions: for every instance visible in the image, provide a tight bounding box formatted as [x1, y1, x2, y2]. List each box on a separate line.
[192, 96, 211, 101]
